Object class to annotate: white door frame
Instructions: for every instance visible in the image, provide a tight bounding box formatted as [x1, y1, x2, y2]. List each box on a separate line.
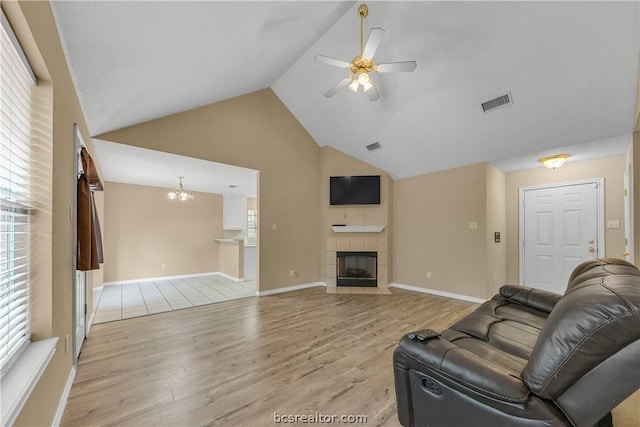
[518, 177, 605, 285]
[624, 163, 633, 262]
[73, 124, 87, 362]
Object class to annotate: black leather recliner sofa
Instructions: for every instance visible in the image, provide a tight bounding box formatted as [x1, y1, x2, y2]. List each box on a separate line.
[393, 258, 640, 426]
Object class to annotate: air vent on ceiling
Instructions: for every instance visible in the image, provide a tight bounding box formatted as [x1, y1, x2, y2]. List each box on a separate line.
[481, 92, 512, 113]
[366, 142, 382, 152]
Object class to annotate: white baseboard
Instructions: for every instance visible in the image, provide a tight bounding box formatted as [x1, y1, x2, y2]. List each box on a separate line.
[52, 365, 76, 427]
[103, 271, 222, 286]
[389, 283, 487, 304]
[215, 272, 243, 282]
[258, 281, 326, 296]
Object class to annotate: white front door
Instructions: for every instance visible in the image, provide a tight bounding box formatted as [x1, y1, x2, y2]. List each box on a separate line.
[74, 270, 86, 360]
[521, 180, 602, 294]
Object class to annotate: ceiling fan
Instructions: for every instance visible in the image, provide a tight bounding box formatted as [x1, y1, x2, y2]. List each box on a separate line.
[314, 4, 417, 101]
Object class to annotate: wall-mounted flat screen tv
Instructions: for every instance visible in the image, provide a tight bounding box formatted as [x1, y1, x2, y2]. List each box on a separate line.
[330, 175, 381, 205]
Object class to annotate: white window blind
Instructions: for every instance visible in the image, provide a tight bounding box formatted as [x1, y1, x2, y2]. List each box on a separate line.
[0, 11, 36, 374]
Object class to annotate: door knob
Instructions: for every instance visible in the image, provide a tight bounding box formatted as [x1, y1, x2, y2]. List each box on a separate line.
[588, 239, 594, 244]
[588, 247, 595, 253]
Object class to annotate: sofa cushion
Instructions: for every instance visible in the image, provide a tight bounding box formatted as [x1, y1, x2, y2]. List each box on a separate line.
[397, 334, 530, 403]
[447, 298, 549, 360]
[522, 274, 640, 399]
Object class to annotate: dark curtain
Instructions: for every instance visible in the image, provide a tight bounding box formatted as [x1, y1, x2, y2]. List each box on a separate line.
[77, 147, 103, 271]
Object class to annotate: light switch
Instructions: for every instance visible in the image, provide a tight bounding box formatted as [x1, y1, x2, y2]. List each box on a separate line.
[469, 222, 478, 230]
[607, 220, 620, 229]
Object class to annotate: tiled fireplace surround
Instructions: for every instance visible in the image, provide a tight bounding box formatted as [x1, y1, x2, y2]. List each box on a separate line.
[326, 236, 388, 288]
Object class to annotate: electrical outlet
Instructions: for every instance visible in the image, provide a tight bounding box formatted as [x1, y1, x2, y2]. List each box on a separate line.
[469, 222, 478, 230]
[426, 272, 432, 279]
[161, 263, 166, 269]
[289, 270, 295, 277]
[607, 220, 620, 229]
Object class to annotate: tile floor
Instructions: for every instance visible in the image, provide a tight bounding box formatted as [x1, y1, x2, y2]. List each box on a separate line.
[93, 274, 257, 324]
[325, 285, 392, 295]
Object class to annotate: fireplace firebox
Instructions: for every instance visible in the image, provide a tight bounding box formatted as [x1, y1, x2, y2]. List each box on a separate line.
[336, 251, 377, 287]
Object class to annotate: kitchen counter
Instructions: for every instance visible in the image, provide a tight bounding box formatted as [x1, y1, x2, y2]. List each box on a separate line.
[214, 238, 243, 243]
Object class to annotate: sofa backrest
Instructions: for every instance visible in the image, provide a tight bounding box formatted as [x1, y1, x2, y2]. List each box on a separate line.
[522, 259, 640, 401]
[565, 257, 638, 291]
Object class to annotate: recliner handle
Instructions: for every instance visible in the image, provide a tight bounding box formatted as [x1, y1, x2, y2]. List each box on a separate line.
[420, 375, 442, 395]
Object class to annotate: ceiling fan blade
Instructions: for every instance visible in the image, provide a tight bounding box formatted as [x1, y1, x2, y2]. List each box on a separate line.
[324, 77, 352, 98]
[362, 27, 385, 59]
[314, 55, 351, 69]
[365, 82, 380, 102]
[377, 61, 417, 73]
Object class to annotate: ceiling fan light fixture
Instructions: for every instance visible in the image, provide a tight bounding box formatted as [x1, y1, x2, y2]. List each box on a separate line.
[314, 3, 417, 101]
[540, 154, 569, 169]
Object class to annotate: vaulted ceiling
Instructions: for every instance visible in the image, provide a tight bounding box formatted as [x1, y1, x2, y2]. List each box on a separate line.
[51, 1, 639, 180]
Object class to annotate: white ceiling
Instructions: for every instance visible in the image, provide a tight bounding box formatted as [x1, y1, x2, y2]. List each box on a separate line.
[51, 1, 639, 182]
[93, 140, 258, 197]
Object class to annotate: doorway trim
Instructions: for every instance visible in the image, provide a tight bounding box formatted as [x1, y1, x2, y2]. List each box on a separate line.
[72, 124, 87, 363]
[518, 177, 605, 285]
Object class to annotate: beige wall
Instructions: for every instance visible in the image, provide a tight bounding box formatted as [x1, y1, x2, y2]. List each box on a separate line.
[103, 182, 222, 282]
[4, 1, 104, 425]
[393, 163, 494, 299]
[98, 89, 321, 292]
[486, 164, 507, 296]
[505, 155, 627, 283]
[218, 241, 243, 279]
[319, 147, 393, 283]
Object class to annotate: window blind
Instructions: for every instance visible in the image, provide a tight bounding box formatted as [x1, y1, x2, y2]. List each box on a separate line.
[0, 11, 36, 374]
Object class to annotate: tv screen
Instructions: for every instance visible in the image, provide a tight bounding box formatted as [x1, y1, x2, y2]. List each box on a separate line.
[330, 175, 381, 205]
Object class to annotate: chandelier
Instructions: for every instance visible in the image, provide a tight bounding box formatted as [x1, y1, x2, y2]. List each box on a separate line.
[167, 176, 195, 201]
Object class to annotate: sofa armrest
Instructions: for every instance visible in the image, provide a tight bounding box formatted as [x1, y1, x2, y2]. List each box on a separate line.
[397, 335, 529, 403]
[498, 285, 561, 313]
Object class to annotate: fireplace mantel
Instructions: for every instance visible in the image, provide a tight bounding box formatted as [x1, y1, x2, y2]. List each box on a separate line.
[331, 225, 385, 233]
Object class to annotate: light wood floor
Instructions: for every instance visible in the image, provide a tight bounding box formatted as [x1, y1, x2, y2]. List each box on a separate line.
[62, 287, 639, 426]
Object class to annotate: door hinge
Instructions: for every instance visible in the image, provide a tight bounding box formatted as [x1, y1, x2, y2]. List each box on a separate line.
[84, 303, 87, 315]
[624, 189, 628, 196]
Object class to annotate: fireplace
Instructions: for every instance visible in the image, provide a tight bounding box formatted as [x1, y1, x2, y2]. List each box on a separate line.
[336, 251, 377, 287]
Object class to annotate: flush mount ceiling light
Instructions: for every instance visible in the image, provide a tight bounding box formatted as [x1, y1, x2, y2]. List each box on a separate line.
[314, 4, 417, 101]
[167, 176, 195, 201]
[540, 154, 569, 169]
